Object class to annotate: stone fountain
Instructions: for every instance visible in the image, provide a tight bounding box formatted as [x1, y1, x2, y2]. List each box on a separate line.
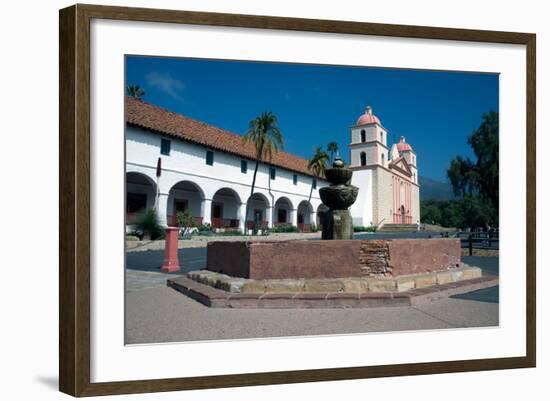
[319, 156, 359, 240]
[167, 159, 494, 309]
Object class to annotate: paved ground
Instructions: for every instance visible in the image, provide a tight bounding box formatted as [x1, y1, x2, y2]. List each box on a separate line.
[126, 231, 462, 252]
[125, 250, 499, 344]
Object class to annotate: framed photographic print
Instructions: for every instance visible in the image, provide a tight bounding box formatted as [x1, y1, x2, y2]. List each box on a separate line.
[59, 4, 536, 397]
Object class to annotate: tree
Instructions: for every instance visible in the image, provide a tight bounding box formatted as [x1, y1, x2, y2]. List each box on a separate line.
[307, 146, 329, 202]
[242, 111, 284, 231]
[420, 200, 442, 225]
[447, 156, 477, 197]
[468, 111, 499, 209]
[447, 111, 498, 208]
[420, 198, 498, 230]
[327, 141, 339, 163]
[126, 85, 145, 100]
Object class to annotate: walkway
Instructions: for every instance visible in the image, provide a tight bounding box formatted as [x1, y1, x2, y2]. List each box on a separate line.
[125, 254, 499, 344]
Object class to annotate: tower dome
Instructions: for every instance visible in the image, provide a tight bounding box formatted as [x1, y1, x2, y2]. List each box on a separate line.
[356, 105, 381, 126]
[396, 136, 413, 152]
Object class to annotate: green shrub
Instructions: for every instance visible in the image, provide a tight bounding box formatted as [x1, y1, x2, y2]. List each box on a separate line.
[176, 209, 196, 237]
[219, 229, 243, 236]
[270, 223, 300, 233]
[309, 224, 319, 233]
[353, 225, 377, 233]
[196, 223, 214, 236]
[125, 235, 140, 241]
[133, 208, 164, 240]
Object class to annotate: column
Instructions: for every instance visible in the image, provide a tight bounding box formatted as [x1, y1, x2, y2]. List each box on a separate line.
[266, 206, 273, 229]
[310, 210, 317, 228]
[157, 192, 169, 227]
[291, 208, 298, 227]
[202, 198, 212, 225]
[238, 202, 247, 232]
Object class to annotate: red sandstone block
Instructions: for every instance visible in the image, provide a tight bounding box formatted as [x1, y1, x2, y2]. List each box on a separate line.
[293, 293, 328, 300]
[258, 297, 297, 309]
[260, 293, 297, 299]
[227, 293, 262, 300]
[326, 293, 360, 299]
[207, 239, 461, 280]
[324, 299, 361, 308]
[209, 298, 231, 308]
[227, 299, 261, 309]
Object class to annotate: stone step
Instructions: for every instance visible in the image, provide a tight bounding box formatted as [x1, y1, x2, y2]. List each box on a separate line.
[378, 224, 419, 232]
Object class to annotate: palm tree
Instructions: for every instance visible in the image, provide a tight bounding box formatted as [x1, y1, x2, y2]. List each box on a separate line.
[327, 141, 339, 163]
[307, 146, 329, 202]
[243, 111, 284, 231]
[126, 85, 145, 100]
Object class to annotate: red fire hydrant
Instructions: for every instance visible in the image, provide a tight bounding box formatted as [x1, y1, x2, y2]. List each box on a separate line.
[161, 227, 180, 273]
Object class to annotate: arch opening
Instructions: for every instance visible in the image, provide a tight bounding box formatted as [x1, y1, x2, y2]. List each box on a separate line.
[167, 180, 205, 227]
[126, 172, 157, 225]
[297, 200, 314, 232]
[212, 188, 241, 230]
[246, 193, 270, 230]
[274, 197, 294, 226]
[360, 152, 367, 166]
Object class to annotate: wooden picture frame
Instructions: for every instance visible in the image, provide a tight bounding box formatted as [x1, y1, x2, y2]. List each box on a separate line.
[59, 3, 536, 397]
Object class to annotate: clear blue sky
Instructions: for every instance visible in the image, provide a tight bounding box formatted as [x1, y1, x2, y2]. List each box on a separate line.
[126, 56, 498, 182]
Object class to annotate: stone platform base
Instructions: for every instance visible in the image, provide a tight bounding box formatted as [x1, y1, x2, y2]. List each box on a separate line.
[167, 274, 498, 308]
[186, 264, 482, 294]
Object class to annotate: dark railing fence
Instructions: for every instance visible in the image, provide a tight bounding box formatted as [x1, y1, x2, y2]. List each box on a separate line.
[457, 229, 499, 255]
[211, 217, 240, 229]
[246, 220, 269, 230]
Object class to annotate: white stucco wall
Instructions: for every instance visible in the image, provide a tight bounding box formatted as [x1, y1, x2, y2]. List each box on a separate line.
[125, 125, 328, 228]
[349, 168, 373, 226]
[350, 124, 387, 145]
[125, 120, 420, 230]
[374, 167, 395, 226]
[350, 145, 377, 167]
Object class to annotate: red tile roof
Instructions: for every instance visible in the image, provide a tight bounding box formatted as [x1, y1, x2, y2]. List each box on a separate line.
[126, 97, 317, 177]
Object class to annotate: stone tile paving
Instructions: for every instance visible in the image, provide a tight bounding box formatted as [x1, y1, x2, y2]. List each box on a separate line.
[125, 284, 498, 344]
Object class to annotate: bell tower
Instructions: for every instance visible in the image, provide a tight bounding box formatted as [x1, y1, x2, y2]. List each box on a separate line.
[349, 106, 389, 169]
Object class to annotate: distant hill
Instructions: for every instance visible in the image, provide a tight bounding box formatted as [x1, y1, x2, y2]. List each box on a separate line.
[419, 176, 456, 201]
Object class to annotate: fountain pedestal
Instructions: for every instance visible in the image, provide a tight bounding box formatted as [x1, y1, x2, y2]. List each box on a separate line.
[319, 157, 358, 240]
[322, 209, 353, 240]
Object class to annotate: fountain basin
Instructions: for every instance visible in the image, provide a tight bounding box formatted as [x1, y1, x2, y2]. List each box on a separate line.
[324, 167, 352, 185]
[206, 238, 461, 280]
[319, 184, 359, 210]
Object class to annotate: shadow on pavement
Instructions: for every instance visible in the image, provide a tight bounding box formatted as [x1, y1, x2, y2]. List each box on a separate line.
[126, 248, 500, 303]
[451, 285, 499, 303]
[126, 248, 207, 275]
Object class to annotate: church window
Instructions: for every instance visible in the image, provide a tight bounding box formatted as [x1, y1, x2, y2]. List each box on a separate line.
[361, 129, 366, 142]
[241, 160, 247, 173]
[381, 153, 385, 165]
[360, 152, 367, 166]
[160, 138, 171, 155]
[293, 174, 298, 185]
[312, 178, 317, 189]
[206, 150, 214, 165]
[270, 167, 276, 180]
[380, 131, 384, 143]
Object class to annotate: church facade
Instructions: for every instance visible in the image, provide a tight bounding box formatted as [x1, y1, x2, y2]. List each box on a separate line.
[349, 106, 420, 227]
[125, 97, 420, 232]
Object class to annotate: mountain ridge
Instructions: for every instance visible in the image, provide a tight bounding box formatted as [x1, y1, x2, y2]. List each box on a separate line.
[419, 176, 456, 201]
